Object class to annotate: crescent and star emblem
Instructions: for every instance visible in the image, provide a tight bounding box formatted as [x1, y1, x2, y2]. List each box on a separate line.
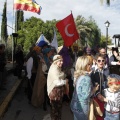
[64, 24, 74, 37]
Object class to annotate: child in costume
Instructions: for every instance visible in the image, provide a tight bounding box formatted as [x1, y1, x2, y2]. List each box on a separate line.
[98, 74, 120, 120]
[91, 53, 110, 120]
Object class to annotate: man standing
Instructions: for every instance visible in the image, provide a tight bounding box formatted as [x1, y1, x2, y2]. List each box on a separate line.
[99, 47, 109, 67]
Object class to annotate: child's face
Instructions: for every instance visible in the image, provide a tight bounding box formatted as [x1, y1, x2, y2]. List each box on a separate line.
[96, 57, 105, 69]
[109, 84, 120, 92]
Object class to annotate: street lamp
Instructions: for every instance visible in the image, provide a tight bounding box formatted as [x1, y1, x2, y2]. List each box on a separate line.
[12, 33, 18, 62]
[105, 20, 110, 53]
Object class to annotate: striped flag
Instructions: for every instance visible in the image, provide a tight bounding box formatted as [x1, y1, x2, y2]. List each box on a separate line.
[14, 0, 41, 14]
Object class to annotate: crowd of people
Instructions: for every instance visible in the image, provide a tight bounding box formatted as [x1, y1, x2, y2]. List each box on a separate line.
[24, 43, 120, 120]
[0, 42, 120, 120]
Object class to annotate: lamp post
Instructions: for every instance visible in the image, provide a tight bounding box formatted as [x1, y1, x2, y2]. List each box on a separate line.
[105, 20, 110, 53]
[12, 33, 18, 62]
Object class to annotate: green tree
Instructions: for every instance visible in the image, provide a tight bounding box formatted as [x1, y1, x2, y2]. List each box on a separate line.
[86, 16, 101, 48]
[17, 17, 63, 52]
[17, 17, 45, 52]
[1, 2, 8, 45]
[13, 10, 24, 55]
[75, 15, 91, 47]
[100, 34, 112, 47]
[75, 15, 101, 48]
[15, 10, 24, 32]
[16, 15, 105, 53]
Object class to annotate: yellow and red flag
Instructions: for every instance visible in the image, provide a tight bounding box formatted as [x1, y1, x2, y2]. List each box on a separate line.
[14, 0, 41, 14]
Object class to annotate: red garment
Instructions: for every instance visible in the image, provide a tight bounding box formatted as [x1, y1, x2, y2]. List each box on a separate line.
[56, 13, 79, 47]
[94, 97, 104, 120]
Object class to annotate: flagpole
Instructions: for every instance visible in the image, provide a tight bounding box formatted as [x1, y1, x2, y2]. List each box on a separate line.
[6, 0, 7, 23]
[12, 0, 15, 64]
[5, 0, 7, 49]
[15, 10, 17, 32]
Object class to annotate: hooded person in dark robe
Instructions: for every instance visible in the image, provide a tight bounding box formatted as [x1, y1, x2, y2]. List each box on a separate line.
[58, 46, 72, 72]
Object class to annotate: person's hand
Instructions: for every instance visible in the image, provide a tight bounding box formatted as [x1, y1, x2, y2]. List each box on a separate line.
[92, 83, 99, 94]
[65, 79, 69, 96]
[97, 94, 104, 101]
[97, 94, 108, 102]
[103, 98, 108, 102]
[65, 83, 69, 96]
[116, 56, 120, 61]
[113, 51, 118, 57]
[94, 83, 99, 91]
[116, 62, 120, 65]
[40, 58, 45, 63]
[66, 79, 69, 84]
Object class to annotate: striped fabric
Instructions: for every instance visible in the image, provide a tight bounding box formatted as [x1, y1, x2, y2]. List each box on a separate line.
[108, 91, 120, 109]
[108, 92, 120, 109]
[14, 0, 41, 14]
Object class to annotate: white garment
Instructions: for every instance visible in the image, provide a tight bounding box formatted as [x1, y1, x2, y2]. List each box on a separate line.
[47, 63, 66, 96]
[26, 57, 33, 79]
[111, 61, 118, 65]
[104, 88, 120, 112]
[53, 79, 66, 87]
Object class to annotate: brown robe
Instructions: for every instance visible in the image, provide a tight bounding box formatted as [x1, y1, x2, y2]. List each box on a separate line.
[31, 61, 46, 107]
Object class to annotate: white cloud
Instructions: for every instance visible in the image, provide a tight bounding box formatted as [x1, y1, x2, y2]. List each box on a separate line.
[0, 0, 120, 43]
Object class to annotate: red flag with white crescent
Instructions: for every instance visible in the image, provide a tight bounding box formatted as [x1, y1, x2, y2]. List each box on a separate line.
[56, 13, 79, 47]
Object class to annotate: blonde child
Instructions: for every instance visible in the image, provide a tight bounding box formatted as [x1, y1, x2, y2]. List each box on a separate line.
[98, 74, 120, 120]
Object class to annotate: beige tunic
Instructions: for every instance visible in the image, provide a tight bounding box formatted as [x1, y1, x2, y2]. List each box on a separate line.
[47, 63, 65, 96]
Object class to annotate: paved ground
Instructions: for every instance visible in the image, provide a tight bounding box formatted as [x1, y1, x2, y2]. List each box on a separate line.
[2, 77, 73, 120]
[0, 63, 22, 118]
[0, 63, 74, 120]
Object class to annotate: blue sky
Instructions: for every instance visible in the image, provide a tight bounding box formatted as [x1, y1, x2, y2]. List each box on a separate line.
[0, 0, 120, 43]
